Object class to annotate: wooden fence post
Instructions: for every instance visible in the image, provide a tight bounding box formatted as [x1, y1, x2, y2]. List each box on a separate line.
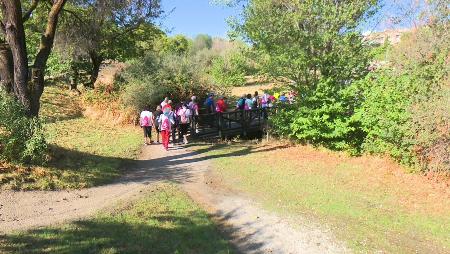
[218, 112, 224, 139]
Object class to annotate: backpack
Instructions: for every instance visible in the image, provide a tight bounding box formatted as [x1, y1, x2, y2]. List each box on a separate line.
[141, 116, 150, 127]
[252, 96, 259, 108]
[238, 98, 245, 110]
[180, 109, 190, 124]
[185, 108, 192, 117]
[261, 94, 268, 105]
[161, 117, 170, 130]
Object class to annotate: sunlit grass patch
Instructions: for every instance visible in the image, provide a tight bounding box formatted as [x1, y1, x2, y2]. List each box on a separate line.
[0, 183, 233, 254]
[191, 142, 450, 253]
[0, 85, 142, 190]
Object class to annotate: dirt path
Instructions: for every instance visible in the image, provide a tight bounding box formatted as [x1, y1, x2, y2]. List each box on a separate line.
[0, 144, 349, 253]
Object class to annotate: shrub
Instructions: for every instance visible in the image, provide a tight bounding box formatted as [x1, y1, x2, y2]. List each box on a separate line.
[120, 52, 216, 111]
[411, 85, 449, 173]
[357, 24, 449, 173]
[210, 48, 256, 87]
[357, 71, 420, 166]
[271, 78, 365, 154]
[0, 92, 47, 165]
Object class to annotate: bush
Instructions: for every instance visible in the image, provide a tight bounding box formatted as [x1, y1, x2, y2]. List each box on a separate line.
[412, 86, 450, 173]
[210, 48, 256, 87]
[0, 92, 47, 165]
[357, 24, 449, 173]
[120, 52, 216, 111]
[271, 78, 365, 154]
[357, 71, 420, 166]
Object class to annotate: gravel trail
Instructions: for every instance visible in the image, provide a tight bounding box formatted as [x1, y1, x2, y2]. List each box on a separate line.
[0, 144, 349, 253]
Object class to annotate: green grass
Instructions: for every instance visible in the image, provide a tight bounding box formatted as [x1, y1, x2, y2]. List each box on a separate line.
[191, 142, 450, 253]
[0, 85, 142, 190]
[0, 183, 233, 254]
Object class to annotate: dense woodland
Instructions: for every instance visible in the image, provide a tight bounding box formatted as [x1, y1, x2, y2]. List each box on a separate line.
[0, 0, 449, 174]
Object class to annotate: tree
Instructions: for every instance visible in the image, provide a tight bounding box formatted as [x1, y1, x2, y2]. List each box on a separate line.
[156, 34, 192, 55]
[228, 0, 380, 151]
[233, 0, 379, 91]
[0, 41, 13, 93]
[192, 34, 212, 53]
[58, 0, 163, 86]
[0, 0, 66, 116]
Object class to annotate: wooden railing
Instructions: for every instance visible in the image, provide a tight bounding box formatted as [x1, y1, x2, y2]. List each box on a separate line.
[190, 107, 275, 138]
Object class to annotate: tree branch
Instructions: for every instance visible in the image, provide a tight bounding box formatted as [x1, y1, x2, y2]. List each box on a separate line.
[34, 0, 66, 68]
[62, 8, 85, 25]
[22, 0, 40, 22]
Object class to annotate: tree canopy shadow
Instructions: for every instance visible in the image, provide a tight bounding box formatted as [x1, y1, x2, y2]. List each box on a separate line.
[0, 210, 233, 254]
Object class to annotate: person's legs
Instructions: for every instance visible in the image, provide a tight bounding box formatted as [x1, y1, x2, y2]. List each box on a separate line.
[148, 126, 153, 143]
[161, 131, 165, 148]
[171, 125, 177, 144]
[162, 130, 169, 150]
[181, 124, 188, 144]
[143, 127, 150, 145]
[156, 127, 160, 143]
[142, 127, 146, 144]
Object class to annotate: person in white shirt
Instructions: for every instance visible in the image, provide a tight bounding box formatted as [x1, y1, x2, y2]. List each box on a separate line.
[139, 106, 154, 145]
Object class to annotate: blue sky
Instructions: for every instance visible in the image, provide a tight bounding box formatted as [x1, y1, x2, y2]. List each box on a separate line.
[160, 0, 420, 38]
[161, 0, 241, 38]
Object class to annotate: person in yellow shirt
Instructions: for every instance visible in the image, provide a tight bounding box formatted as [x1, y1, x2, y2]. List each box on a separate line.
[274, 92, 280, 100]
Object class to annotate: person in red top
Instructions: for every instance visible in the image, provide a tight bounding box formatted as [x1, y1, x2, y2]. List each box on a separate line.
[216, 96, 227, 113]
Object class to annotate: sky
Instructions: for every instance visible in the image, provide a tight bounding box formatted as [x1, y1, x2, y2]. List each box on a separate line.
[161, 0, 241, 39]
[160, 0, 422, 39]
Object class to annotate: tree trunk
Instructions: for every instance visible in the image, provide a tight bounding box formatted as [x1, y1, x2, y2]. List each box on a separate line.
[89, 51, 102, 87]
[29, 0, 67, 116]
[0, 0, 31, 112]
[69, 63, 78, 90]
[0, 43, 14, 93]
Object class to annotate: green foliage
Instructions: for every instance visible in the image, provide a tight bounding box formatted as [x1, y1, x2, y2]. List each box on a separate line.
[156, 35, 192, 55]
[411, 86, 450, 173]
[356, 71, 420, 165]
[271, 79, 365, 154]
[235, 0, 377, 153]
[210, 48, 254, 87]
[192, 34, 213, 53]
[357, 24, 449, 172]
[121, 52, 214, 110]
[0, 92, 47, 165]
[234, 0, 378, 89]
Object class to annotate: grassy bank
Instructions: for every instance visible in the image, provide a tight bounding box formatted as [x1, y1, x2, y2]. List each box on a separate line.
[0, 85, 142, 190]
[190, 142, 450, 253]
[0, 183, 233, 253]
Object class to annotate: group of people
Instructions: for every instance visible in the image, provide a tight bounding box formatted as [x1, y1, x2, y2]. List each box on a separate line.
[139, 96, 199, 151]
[139, 90, 297, 151]
[204, 90, 297, 114]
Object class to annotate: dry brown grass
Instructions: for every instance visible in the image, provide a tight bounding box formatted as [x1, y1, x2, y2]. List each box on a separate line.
[231, 83, 278, 96]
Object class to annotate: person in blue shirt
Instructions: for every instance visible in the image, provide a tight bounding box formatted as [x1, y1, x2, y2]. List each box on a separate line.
[279, 93, 288, 103]
[204, 93, 215, 113]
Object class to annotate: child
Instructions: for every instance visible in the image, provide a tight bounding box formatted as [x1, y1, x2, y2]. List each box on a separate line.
[139, 106, 154, 145]
[159, 107, 175, 151]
